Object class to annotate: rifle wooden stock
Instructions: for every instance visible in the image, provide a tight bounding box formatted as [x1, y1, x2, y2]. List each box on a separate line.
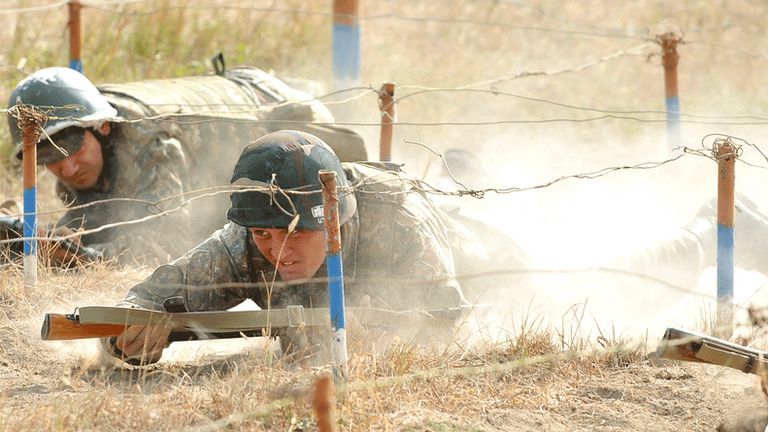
[42, 313, 129, 340]
[41, 313, 265, 342]
[657, 327, 768, 375]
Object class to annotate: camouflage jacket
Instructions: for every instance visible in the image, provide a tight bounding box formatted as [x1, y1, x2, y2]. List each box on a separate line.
[120, 162, 467, 313]
[54, 67, 367, 263]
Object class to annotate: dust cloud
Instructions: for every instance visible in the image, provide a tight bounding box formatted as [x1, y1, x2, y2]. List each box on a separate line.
[393, 121, 768, 351]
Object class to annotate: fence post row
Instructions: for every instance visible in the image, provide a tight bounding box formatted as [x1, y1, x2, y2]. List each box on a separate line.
[715, 138, 738, 337]
[332, 0, 361, 90]
[659, 32, 681, 155]
[378, 82, 396, 162]
[320, 170, 349, 381]
[68, 0, 83, 73]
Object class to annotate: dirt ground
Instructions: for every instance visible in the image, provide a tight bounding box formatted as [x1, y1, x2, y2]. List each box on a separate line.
[1, 339, 766, 431]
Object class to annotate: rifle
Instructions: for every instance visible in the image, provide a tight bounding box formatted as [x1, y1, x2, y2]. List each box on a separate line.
[0, 213, 102, 265]
[41, 305, 461, 342]
[656, 327, 768, 375]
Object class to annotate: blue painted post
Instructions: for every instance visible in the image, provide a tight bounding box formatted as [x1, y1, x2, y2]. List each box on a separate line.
[68, 1, 83, 73]
[660, 33, 681, 154]
[332, 0, 361, 90]
[716, 139, 736, 336]
[319, 170, 348, 380]
[19, 107, 44, 289]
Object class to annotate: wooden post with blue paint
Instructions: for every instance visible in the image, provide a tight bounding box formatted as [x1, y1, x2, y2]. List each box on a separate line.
[319, 170, 348, 380]
[18, 106, 46, 289]
[660, 33, 681, 154]
[378, 82, 395, 162]
[715, 138, 737, 336]
[332, 0, 361, 90]
[68, 1, 83, 73]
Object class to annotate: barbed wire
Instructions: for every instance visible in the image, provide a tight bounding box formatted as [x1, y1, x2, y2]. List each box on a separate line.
[0, 149, 696, 245]
[397, 42, 656, 94]
[0, 0, 68, 13]
[4, 129, 767, 229]
[7, 108, 768, 130]
[394, 87, 768, 122]
[7, 137, 767, 256]
[686, 40, 768, 62]
[2, 40, 768, 127]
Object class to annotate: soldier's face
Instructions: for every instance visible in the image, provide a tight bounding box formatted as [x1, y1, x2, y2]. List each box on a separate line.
[45, 128, 105, 190]
[249, 228, 326, 281]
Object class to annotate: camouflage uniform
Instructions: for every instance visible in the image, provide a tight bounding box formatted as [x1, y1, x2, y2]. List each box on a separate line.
[54, 68, 366, 262]
[119, 162, 466, 314]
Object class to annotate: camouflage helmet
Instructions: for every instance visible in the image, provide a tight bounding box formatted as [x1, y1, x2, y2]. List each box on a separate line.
[227, 130, 356, 231]
[7, 67, 117, 162]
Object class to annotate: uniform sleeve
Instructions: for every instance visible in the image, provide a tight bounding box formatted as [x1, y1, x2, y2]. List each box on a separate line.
[119, 223, 252, 312]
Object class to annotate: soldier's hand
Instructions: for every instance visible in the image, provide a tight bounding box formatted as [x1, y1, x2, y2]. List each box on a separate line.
[113, 322, 174, 365]
[41, 226, 102, 267]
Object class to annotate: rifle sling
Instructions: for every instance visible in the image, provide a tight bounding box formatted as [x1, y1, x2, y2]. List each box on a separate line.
[696, 341, 757, 373]
[76, 305, 454, 332]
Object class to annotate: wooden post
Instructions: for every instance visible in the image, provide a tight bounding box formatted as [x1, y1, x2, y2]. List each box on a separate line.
[659, 32, 681, 154]
[319, 170, 348, 380]
[378, 82, 395, 162]
[332, 0, 361, 90]
[715, 138, 737, 337]
[68, 1, 83, 73]
[18, 106, 46, 289]
[312, 374, 336, 432]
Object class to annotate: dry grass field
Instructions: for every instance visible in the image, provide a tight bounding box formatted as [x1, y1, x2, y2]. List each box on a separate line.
[3, 0, 768, 430]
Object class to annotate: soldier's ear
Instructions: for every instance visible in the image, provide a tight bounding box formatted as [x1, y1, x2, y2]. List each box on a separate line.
[97, 121, 111, 136]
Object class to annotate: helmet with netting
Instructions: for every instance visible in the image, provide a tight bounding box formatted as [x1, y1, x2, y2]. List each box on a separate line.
[7, 67, 117, 164]
[227, 130, 356, 231]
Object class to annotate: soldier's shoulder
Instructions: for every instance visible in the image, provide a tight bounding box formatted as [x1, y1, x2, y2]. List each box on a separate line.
[343, 162, 412, 192]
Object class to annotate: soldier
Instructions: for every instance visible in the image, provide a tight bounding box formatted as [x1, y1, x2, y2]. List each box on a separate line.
[103, 130, 468, 365]
[5, 67, 367, 264]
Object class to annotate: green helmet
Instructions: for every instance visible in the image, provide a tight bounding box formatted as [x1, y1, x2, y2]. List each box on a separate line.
[227, 130, 357, 231]
[7, 67, 117, 163]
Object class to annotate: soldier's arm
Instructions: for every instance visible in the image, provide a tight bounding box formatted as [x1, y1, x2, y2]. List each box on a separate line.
[363, 192, 467, 312]
[105, 223, 252, 365]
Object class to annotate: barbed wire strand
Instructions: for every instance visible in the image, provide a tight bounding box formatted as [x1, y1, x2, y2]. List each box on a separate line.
[0, 150, 695, 245]
[7, 136, 768, 244]
[400, 42, 655, 95]
[9, 108, 768, 129]
[70, 1, 646, 41]
[686, 40, 768, 62]
[0, 0, 68, 14]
